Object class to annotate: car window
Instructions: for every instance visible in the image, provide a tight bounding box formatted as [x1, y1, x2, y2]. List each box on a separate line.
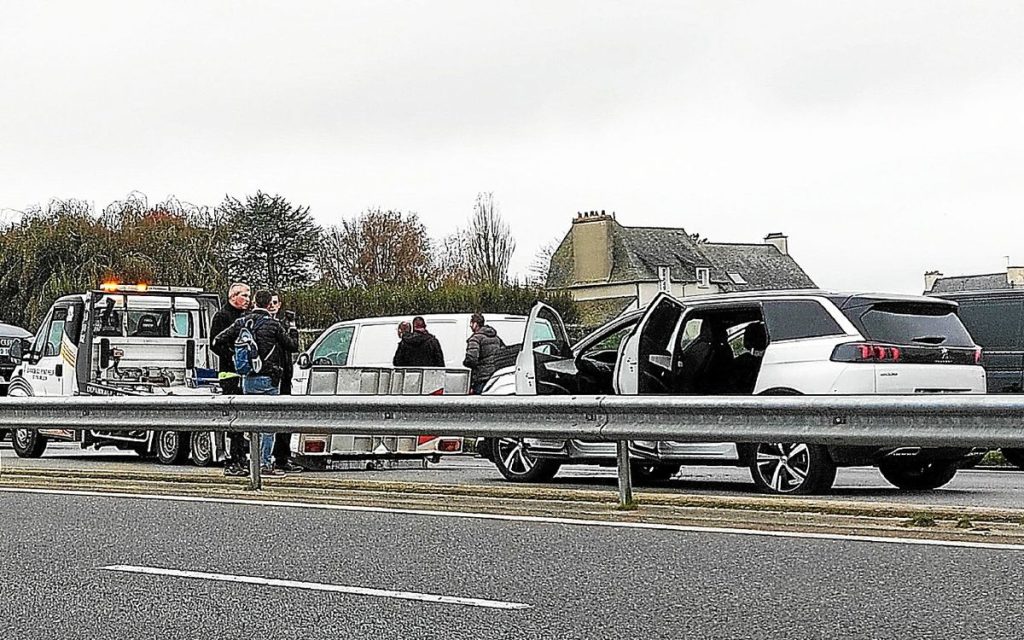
[585, 322, 636, 354]
[955, 299, 1023, 351]
[677, 318, 704, 350]
[312, 326, 355, 365]
[763, 300, 844, 341]
[172, 312, 193, 338]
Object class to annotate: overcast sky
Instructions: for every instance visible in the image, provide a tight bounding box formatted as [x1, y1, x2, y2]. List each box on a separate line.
[1, 1, 1022, 293]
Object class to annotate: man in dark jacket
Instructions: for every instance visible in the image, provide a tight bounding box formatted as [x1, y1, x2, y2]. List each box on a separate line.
[210, 282, 250, 476]
[214, 289, 300, 476]
[464, 313, 505, 394]
[393, 317, 445, 367]
[268, 294, 303, 474]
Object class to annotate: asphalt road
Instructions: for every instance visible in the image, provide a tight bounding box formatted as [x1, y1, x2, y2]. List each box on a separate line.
[2, 488, 1022, 639]
[4, 441, 1024, 509]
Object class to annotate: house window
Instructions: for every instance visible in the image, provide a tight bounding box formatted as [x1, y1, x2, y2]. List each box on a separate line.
[696, 267, 710, 288]
[727, 272, 747, 285]
[657, 266, 671, 293]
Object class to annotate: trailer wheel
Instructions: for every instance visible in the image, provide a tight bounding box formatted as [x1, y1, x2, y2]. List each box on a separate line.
[190, 432, 215, 467]
[156, 431, 189, 465]
[12, 428, 47, 458]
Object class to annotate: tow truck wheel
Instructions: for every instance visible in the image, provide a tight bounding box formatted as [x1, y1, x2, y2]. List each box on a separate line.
[493, 437, 561, 482]
[156, 431, 189, 465]
[12, 428, 47, 458]
[190, 432, 215, 467]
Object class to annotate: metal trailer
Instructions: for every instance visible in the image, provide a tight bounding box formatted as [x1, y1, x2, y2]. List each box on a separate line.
[6, 284, 224, 465]
[294, 365, 468, 470]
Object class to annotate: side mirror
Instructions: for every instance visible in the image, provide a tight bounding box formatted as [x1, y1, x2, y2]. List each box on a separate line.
[297, 353, 311, 370]
[11, 337, 28, 362]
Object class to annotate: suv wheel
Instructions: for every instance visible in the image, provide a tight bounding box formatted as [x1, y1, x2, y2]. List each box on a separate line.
[1000, 448, 1024, 470]
[12, 428, 47, 458]
[493, 437, 561, 482]
[632, 463, 681, 484]
[750, 443, 836, 495]
[879, 460, 958, 490]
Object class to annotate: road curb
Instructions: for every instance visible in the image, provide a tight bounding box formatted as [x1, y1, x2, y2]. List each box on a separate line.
[5, 465, 1024, 524]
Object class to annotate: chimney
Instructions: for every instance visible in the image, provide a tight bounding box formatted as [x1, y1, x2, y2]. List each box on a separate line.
[924, 270, 943, 293]
[571, 210, 616, 283]
[1008, 266, 1024, 287]
[764, 232, 788, 255]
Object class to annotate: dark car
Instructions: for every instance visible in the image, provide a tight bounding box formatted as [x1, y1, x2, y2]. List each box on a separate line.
[932, 289, 1024, 468]
[0, 321, 32, 441]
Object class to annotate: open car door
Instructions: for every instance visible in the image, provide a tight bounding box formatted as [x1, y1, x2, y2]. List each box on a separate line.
[614, 293, 686, 395]
[515, 302, 572, 395]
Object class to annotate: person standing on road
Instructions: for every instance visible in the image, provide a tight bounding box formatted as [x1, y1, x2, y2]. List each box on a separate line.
[393, 316, 445, 367]
[214, 289, 300, 476]
[210, 282, 251, 477]
[268, 294, 303, 474]
[463, 313, 505, 394]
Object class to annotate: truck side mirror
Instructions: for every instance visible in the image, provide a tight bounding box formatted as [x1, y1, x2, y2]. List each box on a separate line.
[297, 353, 311, 370]
[99, 338, 111, 369]
[11, 337, 28, 362]
[185, 339, 196, 370]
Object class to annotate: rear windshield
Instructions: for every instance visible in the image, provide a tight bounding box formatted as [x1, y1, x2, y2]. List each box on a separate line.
[849, 303, 975, 347]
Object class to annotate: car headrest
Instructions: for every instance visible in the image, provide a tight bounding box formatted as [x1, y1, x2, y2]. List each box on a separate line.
[743, 322, 769, 351]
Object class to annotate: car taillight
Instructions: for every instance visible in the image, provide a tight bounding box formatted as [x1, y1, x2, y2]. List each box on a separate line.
[417, 435, 437, 446]
[975, 347, 983, 365]
[831, 342, 903, 363]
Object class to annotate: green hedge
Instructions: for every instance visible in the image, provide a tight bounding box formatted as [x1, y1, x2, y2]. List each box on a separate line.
[282, 283, 580, 331]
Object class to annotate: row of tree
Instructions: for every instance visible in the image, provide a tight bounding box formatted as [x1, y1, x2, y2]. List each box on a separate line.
[0, 191, 569, 331]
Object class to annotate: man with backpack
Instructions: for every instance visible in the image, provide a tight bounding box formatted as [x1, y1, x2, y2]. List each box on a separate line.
[210, 282, 251, 477]
[214, 289, 300, 476]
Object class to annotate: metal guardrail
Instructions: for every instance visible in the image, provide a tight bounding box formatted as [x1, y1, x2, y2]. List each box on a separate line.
[3, 394, 1023, 501]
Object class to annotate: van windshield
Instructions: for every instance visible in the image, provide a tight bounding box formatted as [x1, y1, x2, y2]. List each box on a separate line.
[851, 303, 975, 347]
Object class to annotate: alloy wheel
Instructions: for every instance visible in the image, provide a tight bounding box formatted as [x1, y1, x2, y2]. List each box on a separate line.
[755, 442, 811, 493]
[496, 438, 536, 476]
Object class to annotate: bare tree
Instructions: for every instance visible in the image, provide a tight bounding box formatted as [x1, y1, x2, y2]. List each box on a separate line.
[466, 192, 515, 285]
[527, 236, 562, 287]
[318, 208, 433, 288]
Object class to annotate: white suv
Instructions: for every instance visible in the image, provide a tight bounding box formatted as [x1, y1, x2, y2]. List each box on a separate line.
[479, 291, 986, 495]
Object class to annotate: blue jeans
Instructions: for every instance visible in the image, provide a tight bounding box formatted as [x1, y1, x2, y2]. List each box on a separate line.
[242, 375, 279, 468]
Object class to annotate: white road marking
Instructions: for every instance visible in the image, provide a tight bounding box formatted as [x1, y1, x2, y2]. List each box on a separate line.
[101, 564, 531, 610]
[3, 486, 1024, 552]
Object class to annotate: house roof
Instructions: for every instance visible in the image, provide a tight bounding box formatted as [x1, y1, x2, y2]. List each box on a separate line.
[926, 273, 1012, 294]
[546, 219, 816, 291]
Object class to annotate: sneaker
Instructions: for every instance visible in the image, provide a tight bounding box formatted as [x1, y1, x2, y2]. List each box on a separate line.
[224, 465, 247, 477]
[277, 461, 304, 474]
[260, 466, 282, 477]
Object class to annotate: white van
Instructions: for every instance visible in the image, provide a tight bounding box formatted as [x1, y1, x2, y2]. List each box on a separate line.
[292, 313, 533, 393]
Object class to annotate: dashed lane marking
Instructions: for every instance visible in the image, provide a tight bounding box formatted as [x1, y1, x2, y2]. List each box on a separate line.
[102, 565, 532, 610]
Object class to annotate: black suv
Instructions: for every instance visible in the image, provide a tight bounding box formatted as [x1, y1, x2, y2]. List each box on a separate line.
[932, 290, 1024, 468]
[0, 321, 32, 441]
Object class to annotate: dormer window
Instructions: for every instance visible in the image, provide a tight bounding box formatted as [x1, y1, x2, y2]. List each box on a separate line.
[696, 267, 710, 288]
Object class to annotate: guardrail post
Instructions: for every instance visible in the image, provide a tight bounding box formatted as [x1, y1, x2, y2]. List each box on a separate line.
[248, 433, 261, 491]
[616, 440, 633, 508]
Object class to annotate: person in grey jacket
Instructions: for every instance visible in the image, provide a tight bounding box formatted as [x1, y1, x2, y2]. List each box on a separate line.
[463, 313, 506, 394]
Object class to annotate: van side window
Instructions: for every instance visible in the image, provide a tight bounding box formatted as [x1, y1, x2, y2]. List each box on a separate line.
[956, 299, 1023, 351]
[312, 326, 355, 365]
[763, 300, 844, 341]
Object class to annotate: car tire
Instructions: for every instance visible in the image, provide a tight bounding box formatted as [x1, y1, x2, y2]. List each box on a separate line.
[492, 437, 561, 482]
[749, 442, 836, 495]
[155, 431, 189, 465]
[879, 460, 958, 490]
[190, 432, 215, 467]
[632, 463, 681, 484]
[1000, 448, 1024, 470]
[12, 428, 47, 458]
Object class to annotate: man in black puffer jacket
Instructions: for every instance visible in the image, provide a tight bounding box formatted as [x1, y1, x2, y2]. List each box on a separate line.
[394, 317, 445, 367]
[214, 289, 300, 475]
[463, 313, 506, 394]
